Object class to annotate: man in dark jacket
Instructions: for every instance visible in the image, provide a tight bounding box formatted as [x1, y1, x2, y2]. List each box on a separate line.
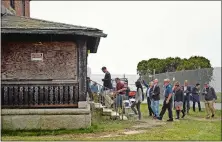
[202, 82, 217, 119]
[157, 78, 174, 121]
[101, 67, 113, 90]
[192, 83, 201, 112]
[181, 80, 192, 114]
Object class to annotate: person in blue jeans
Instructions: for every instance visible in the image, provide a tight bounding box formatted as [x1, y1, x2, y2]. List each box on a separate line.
[142, 80, 154, 116]
[150, 79, 160, 119]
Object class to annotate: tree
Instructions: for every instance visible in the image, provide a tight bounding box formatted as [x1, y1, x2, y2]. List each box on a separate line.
[137, 56, 212, 74]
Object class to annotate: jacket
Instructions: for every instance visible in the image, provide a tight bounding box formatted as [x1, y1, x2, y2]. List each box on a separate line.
[150, 85, 160, 101]
[202, 87, 217, 101]
[102, 72, 113, 89]
[174, 89, 184, 102]
[181, 85, 192, 96]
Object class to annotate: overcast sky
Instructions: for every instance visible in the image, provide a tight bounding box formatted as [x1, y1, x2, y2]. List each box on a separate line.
[30, 1, 221, 74]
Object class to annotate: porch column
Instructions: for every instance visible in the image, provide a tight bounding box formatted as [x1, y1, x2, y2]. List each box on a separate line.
[77, 39, 87, 102]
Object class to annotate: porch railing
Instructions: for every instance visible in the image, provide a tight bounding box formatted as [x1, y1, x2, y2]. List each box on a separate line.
[1, 80, 79, 108]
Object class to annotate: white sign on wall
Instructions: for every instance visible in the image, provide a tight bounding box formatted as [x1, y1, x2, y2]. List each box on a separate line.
[31, 53, 43, 61]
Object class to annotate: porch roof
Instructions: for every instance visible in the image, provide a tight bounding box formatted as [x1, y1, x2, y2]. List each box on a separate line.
[1, 15, 107, 38]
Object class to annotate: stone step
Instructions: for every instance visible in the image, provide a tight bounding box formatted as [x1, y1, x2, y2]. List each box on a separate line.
[119, 115, 128, 120]
[111, 111, 120, 119]
[94, 103, 106, 109]
[102, 108, 112, 116]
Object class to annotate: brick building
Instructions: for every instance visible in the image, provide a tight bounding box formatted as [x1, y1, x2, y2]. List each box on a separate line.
[1, 3, 107, 130]
[1, 0, 30, 17]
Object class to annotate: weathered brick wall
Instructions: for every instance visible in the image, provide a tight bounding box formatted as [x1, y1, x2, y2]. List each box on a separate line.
[1, 0, 30, 17]
[1, 41, 78, 80]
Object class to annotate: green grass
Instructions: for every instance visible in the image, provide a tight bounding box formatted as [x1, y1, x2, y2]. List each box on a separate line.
[2, 104, 221, 141]
[215, 92, 221, 103]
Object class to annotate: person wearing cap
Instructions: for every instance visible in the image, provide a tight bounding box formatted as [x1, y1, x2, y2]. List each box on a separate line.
[157, 78, 173, 121]
[192, 83, 202, 112]
[181, 80, 192, 114]
[202, 83, 217, 119]
[101, 66, 113, 90]
[173, 81, 185, 119]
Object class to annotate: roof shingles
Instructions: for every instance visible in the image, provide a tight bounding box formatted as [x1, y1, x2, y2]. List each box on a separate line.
[1, 15, 107, 38]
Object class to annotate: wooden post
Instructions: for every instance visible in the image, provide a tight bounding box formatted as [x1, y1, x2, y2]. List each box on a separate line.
[77, 39, 87, 101]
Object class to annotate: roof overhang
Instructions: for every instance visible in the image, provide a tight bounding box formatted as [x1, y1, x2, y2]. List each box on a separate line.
[1, 14, 107, 53]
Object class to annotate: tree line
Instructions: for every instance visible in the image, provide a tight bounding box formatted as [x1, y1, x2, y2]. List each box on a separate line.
[137, 56, 212, 75]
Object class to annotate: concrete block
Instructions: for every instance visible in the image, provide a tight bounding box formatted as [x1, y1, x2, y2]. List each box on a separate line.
[40, 114, 91, 129]
[1, 116, 12, 130]
[119, 115, 128, 120]
[2, 108, 92, 130]
[102, 108, 112, 116]
[78, 101, 88, 108]
[11, 115, 41, 130]
[111, 111, 120, 119]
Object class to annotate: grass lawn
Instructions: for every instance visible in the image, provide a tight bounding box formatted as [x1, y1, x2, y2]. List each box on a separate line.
[215, 92, 221, 103]
[2, 104, 221, 141]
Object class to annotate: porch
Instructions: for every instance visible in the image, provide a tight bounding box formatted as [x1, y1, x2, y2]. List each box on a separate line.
[1, 80, 79, 108]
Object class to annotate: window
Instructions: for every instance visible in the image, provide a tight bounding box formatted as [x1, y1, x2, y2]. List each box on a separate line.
[10, 0, 15, 9]
[22, 0, 25, 16]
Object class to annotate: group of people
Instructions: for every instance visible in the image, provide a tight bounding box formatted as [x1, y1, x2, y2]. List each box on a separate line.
[143, 79, 217, 121]
[88, 66, 218, 121]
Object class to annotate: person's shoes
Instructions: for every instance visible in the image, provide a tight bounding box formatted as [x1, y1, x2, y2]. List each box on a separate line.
[211, 114, 215, 118]
[181, 111, 186, 118]
[182, 112, 186, 118]
[157, 117, 162, 120]
[167, 119, 173, 122]
[153, 116, 157, 119]
[175, 117, 179, 120]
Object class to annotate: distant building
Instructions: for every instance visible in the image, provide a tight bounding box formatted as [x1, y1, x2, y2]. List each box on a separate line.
[1, 0, 30, 17]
